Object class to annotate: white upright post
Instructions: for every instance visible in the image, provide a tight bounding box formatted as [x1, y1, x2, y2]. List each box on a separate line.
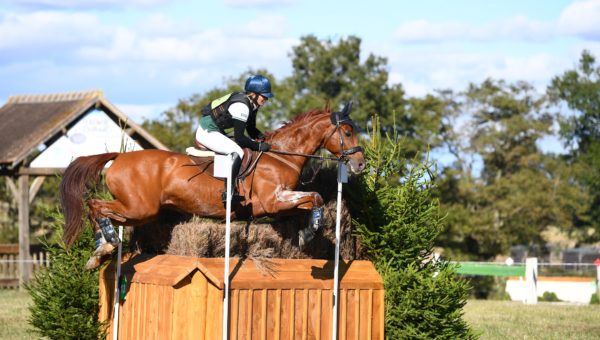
[525, 257, 538, 305]
[221, 155, 233, 340]
[331, 163, 347, 340]
[112, 226, 123, 340]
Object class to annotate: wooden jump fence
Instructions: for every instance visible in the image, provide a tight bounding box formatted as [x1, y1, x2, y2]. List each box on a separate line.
[100, 254, 384, 340]
[0, 244, 50, 288]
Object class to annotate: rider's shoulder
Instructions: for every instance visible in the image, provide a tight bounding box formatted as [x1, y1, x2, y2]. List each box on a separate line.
[228, 102, 250, 120]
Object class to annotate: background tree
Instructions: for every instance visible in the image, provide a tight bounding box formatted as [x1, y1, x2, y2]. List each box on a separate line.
[548, 50, 600, 242]
[289, 35, 406, 129]
[436, 79, 589, 259]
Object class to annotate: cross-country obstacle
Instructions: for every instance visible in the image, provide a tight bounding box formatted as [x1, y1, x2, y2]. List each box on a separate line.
[99, 154, 379, 339]
[99, 254, 384, 339]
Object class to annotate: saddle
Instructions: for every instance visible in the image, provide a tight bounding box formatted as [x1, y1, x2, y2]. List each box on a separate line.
[185, 142, 260, 200]
[186, 141, 256, 176]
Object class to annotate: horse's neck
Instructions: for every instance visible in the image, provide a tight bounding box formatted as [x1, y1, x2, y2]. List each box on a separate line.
[272, 117, 329, 167]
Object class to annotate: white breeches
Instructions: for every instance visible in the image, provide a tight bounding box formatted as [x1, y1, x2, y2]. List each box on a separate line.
[195, 126, 244, 160]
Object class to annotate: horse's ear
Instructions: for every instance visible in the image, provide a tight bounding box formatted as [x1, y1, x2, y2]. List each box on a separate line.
[341, 101, 353, 117]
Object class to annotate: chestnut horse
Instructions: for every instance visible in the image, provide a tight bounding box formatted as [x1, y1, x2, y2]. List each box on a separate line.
[60, 104, 365, 268]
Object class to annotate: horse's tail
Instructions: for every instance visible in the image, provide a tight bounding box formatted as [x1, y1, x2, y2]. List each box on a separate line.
[60, 152, 120, 246]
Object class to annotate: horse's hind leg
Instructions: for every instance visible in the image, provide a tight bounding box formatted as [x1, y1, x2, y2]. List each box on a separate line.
[84, 199, 132, 270]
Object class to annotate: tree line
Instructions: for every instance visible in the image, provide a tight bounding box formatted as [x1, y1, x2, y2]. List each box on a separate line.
[1, 35, 597, 262]
[141, 35, 600, 261]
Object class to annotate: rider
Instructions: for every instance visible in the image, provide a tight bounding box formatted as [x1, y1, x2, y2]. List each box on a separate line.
[196, 74, 273, 202]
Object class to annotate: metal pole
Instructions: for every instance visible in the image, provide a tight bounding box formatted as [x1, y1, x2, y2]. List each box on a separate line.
[222, 155, 233, 340]
[331, 163, 346, 340]
[112, 226, 123, 340]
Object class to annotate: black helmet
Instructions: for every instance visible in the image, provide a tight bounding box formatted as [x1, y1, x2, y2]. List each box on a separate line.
[244, 75, 274, 98]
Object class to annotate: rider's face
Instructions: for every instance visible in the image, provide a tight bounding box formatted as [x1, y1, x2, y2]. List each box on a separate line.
[255, 93, 268, 106]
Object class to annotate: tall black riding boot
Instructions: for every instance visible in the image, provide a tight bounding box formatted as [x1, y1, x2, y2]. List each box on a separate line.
[221, 153, 243, 203]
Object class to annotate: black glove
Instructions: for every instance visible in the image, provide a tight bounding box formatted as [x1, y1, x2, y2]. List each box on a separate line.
[256, 133, 265, 140]
[258, 142, 271, 152]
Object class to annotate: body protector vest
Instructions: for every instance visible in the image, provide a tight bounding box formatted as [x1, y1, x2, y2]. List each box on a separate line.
[202, 92, 257, 131]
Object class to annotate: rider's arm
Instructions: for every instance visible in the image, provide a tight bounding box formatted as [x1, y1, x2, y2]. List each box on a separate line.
[245, 111, 264, 139]
[233, 120, 261, 150]
[229, 102, 261, 151]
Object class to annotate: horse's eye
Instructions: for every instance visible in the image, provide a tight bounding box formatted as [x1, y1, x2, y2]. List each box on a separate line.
[345, 131, 352, 137]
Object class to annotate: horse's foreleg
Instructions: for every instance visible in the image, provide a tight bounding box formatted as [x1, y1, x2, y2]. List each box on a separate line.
[265, 188, 325, 248]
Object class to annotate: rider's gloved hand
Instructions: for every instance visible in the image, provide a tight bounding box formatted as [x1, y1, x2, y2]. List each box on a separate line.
[258, 142, 271, 152]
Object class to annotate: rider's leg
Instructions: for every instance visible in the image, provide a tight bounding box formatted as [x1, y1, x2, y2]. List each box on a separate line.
[196, 128, 246, 202]
[196, 127, 245, 157]
[228, 152, 243, 201]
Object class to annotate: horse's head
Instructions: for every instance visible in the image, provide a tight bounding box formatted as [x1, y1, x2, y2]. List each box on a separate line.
[322, 102, 366, 174]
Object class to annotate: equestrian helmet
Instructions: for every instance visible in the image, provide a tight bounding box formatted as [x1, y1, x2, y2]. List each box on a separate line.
[244, 75, 274, 98]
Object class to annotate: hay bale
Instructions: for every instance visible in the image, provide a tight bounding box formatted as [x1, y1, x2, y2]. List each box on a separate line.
[166, 199, 362, 260]
[130, 168, 364, 262]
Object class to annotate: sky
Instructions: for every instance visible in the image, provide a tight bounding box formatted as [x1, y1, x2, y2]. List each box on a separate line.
[1, 0, 600, 124]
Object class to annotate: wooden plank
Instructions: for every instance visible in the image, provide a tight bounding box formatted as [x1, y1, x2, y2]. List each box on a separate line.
[266, 289, 280, 340]
[346, 289, 358, 340]
[229, 289, 239, 340]
[157, 285, 172, 338]
[251, 289, 266, 339]
[307, 289, 321, 340]
[294, 289, 305, 340]
[372, 289, 384, 340]
[339, 289, 347, 340]
[204, 281, 223, 339]
[359, 289, 370, 340]
[320, 289, 332, 340]
[236, 289, 250, 339]
[280, 289, 292, 340]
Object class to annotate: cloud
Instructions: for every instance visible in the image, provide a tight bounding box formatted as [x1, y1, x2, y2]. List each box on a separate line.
[377, 41, 567, 97]
[0, 10, 294, 105]
[223, 0, 295, 8]
[4, 0, 174, 10]
[116, 102, 173, 122]
[0, 11, 108, 52]
[558, 0, 600, 40]
[394, 16, 555, 43]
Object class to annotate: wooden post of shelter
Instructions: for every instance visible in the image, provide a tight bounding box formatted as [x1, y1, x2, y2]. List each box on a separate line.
[18, 175, 30, 284]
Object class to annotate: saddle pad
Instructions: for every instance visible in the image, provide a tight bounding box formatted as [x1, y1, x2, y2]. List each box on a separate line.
[186, 147, 216, 157]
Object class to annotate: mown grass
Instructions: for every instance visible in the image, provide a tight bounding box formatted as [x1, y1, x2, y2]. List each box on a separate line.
[464, 299, 600, 339]
[0, 289, 33, 340]
[2, 289, 600, 339]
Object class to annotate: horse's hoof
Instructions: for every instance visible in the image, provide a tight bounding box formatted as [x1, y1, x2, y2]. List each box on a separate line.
[93, 243, 115, 256]
[298, 227, 315, 249]
[85, 255, 102, 270]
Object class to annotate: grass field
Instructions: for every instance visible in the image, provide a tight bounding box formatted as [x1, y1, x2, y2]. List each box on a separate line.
[0, 289, 33, 340]
[1, 289, 600, 339]
[464, 299, 600, 339]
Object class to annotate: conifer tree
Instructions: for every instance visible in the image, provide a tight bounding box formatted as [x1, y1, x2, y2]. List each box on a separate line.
[26, 209, 105, 339]
[349, 116, 474, 339]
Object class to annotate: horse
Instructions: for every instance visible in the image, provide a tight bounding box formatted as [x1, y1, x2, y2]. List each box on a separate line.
[60, 103, 365, 269]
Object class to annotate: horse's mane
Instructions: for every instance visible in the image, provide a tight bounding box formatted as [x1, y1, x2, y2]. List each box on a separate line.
[264, 105, 331, 140]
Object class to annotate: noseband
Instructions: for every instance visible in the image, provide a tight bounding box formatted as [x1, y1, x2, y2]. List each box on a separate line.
[329, 110, 364, 162]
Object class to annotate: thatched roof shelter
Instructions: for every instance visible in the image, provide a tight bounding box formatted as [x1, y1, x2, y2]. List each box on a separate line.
[0, 89, 168, 285]
[0, 90, 167, 169]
